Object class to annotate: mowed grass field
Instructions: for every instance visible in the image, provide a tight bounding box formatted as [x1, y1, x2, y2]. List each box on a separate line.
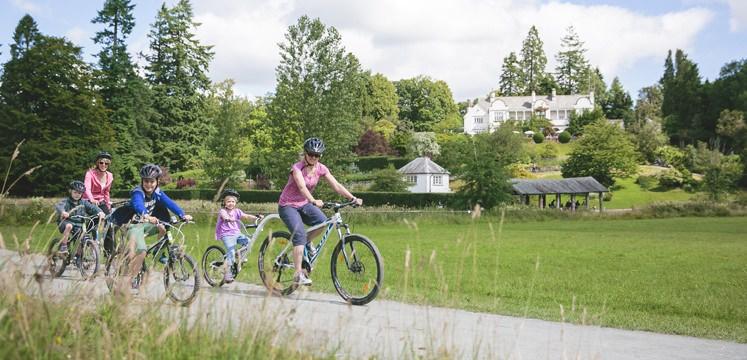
[2, 215, 746, 342]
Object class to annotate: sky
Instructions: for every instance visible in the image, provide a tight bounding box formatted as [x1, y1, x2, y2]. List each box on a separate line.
[1, 0, 746, 103]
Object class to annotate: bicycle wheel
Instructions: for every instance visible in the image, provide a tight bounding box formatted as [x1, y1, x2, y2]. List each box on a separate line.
[46, 238, 69, 278]
[201, 245, 227, 287]
[330, 234, 383, 305]
[77, 238, 99, 280]
[257, 231, 298, 296]
[164, 254, 200, 306]
[104, 252, 125, 292]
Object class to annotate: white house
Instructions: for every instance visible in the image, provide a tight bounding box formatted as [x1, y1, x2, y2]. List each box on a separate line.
[397, 157, 451, 193]
[464, 90, 595, 134]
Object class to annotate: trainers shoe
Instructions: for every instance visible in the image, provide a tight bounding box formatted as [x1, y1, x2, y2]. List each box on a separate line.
[294, 272, 312, 286]
[223, 271, 234, 284]
[58, 243, 68, 253]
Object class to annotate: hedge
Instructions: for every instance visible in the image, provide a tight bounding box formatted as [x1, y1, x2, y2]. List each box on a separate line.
[113, 189, 458, 208]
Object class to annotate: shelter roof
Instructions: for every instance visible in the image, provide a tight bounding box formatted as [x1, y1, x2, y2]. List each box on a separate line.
[510, 177, 608, 195]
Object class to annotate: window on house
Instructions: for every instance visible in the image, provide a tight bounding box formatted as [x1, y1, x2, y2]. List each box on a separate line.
[432, 175, 443, 186]
[559, 110, 567, 120]
[474, 117, 483, 124]
[525, 111, 532, 119]
[404, 175, 417, 184]
[509, 111, 516, 120]
[550, 110, 557, 120]
[495, 112, 505, 121]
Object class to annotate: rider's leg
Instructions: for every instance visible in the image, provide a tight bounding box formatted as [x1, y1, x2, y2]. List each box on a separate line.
[279, 206, 309, 277]
[299, 203, 327, 254]
[221, 235, 238, 282]
[59, 222, 73, 245]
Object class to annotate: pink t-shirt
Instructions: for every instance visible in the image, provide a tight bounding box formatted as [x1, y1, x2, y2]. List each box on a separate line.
[278, 161, 329, 208]
[215, 208, 246, 240]
[83, 168, 113, 206]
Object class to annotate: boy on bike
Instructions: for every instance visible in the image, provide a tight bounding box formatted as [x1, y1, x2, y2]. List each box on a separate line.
[54, 180, 105, 253]
[122, 164, 192, 290]
[215, 189, 262, 283]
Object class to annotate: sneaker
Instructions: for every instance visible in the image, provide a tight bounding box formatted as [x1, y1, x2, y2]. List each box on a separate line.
[305, 243, 317, 258]
[223, 271, 234, 284]
[58, 243, 69, 254]
[293, 272, 312, 286]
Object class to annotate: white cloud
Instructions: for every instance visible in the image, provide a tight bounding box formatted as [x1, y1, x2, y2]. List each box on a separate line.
[12, 0, 42, 14]
[64, 26, 88, 45]
[177, 0, 713, 100]
[726, 0, 747, 31]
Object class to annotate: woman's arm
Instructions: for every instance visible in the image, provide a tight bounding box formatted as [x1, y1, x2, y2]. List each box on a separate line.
[323, 172, 363, 205]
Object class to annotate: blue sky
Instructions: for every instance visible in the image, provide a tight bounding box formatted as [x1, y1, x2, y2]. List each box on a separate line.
[1, 0, 745, 102]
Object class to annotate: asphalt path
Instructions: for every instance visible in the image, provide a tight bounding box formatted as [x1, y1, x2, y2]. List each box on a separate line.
[0, 249, 745, 359]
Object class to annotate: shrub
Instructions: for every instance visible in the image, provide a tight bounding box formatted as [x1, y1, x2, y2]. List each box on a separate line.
[532, 132, 544, 144]
[176, 178, 196, 189]
[636, 175, 658, 190]
[603, 192, 613, 201]
[558, 131, 571, 144]
[538, 142, 558, 159]
[657, 168, 685, 189]
[369, 166, 408, 192]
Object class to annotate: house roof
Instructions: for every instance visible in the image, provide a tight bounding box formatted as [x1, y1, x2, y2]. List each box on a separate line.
[397, 157, 450, 175]
[472, 93, 593, 112]
[510, 177, 608, 195]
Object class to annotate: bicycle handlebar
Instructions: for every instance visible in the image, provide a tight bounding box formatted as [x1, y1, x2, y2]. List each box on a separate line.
[322, 199, 359, 210]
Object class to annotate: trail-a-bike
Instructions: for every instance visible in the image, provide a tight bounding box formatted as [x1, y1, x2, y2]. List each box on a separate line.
[105, 216, 200, 306]
[258, 200, 384, 305]
[46, 205, 100, 280]
[201, 216, 263, 287]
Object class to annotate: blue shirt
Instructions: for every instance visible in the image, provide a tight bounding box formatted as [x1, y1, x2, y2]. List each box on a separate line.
[130, 186, 185, 219]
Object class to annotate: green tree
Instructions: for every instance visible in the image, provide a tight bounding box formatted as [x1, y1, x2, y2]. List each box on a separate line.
[561, 120, 638, 187]
[703, 152, 743, 201]
[92, 0, 154, 189]
[567, 106, 605, 136]
[660, 49, 704, 145]
[634, 85, 663, 127]
[498, 51, 523, 96]
[628, 121, 667, 163]
[266, 15, 364, 185]
[580, 67, 607, 106]
[409, 132, 440, 157]
[0, 22, 112, 195]
[603, 77, 634, 124]
[519, 26, 553, 95]
[362, 72, 399, 121]
[395, 76, 459, 132]
[369, 165, 408, 192]
[715, 109, 745, 153]
[456, 126, 524, 210]
[554, 26, 590, 95]
[9, 14, 40, 60]
[143, 0, 214, 171]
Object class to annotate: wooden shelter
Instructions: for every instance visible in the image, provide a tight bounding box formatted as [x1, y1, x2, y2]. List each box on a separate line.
[511, 177, 609, 212]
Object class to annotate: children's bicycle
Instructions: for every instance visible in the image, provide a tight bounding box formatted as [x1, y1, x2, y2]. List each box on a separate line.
[105, 218, 200, 306]
[201, 218, 264, 287]
[257, 200, 384, 305]
[46, 206, 100, 280]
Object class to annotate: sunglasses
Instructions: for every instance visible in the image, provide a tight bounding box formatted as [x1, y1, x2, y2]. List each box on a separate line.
[306, 152, 321, 158]
[98, 161, 111, 165]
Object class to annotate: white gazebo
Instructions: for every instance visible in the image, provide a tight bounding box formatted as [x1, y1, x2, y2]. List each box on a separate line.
[397, 157, 451, 193]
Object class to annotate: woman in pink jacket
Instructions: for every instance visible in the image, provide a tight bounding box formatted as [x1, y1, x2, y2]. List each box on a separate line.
[84, 151, 114, 214]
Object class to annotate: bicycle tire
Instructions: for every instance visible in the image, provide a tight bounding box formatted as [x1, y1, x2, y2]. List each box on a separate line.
[330, 234, 383, 305]
[201, 245, 227, 287]
[164, 254, 200, 306]
[77, 238, 99, 280]
[46, 238, 70, 278]
[257, 231, 298, 296]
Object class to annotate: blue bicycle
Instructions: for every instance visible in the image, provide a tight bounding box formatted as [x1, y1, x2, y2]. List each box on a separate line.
[257, 200, 383, 305]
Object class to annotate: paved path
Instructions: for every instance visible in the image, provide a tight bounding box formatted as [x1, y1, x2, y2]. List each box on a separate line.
[1, 249, 745, 359]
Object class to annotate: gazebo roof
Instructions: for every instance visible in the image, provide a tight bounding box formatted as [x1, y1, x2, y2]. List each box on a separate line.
[511, 177, 608, 195]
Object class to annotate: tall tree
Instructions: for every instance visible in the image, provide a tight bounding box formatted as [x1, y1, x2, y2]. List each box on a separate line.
[0, 21, 112, 195]
[660, 49, 703, 145]
[634, 85, 663, 126]
[519, 26, 552, 95]
[92, 0, 153, 189]
[579, 67, 607, 105]
[9, 14, 40, 60]
[395, 75, 459, 132]
[266, 15, 364, 185]
[361, 72, 399, 121]
[498, 51, 523, 96]
[554, 26, 590, 95]
[143, 0, 214, 171]
[603, 77, 634, 122]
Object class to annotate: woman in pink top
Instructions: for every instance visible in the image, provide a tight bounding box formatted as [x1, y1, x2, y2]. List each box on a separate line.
[84, 151, 114, 214]
[278, 137, 363, 286]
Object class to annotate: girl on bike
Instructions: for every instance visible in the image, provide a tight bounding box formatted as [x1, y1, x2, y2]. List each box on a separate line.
[278, 137, 362, 286]
[215, 189, 262, 283]
[122, 164, 192, 291]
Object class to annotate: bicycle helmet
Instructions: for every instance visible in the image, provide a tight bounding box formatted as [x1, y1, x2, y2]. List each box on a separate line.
[139, 164, 163, 179]
[69, 180, 86, 193]
[303, 137, 326, 155]
[95, 151, 112, 162]
[222, 188, 240, 201]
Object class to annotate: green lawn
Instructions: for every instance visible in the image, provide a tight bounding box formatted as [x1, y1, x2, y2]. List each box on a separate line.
[3, 215, 746, 342]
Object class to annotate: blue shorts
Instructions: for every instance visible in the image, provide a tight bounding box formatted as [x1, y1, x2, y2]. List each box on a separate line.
[278, 203, 327, 246]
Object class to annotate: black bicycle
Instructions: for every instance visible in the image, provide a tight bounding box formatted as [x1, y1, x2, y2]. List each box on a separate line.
[105, 218, 200, 306]
[46, 206, 100, 280]
[258, 200, 383, 305]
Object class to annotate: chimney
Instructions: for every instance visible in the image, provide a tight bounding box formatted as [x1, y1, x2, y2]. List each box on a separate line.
[590, 90, 595, 105]
[489, 90, 496, 102]
[551, 88, 556, 100]
[531, 90, 536, 103]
